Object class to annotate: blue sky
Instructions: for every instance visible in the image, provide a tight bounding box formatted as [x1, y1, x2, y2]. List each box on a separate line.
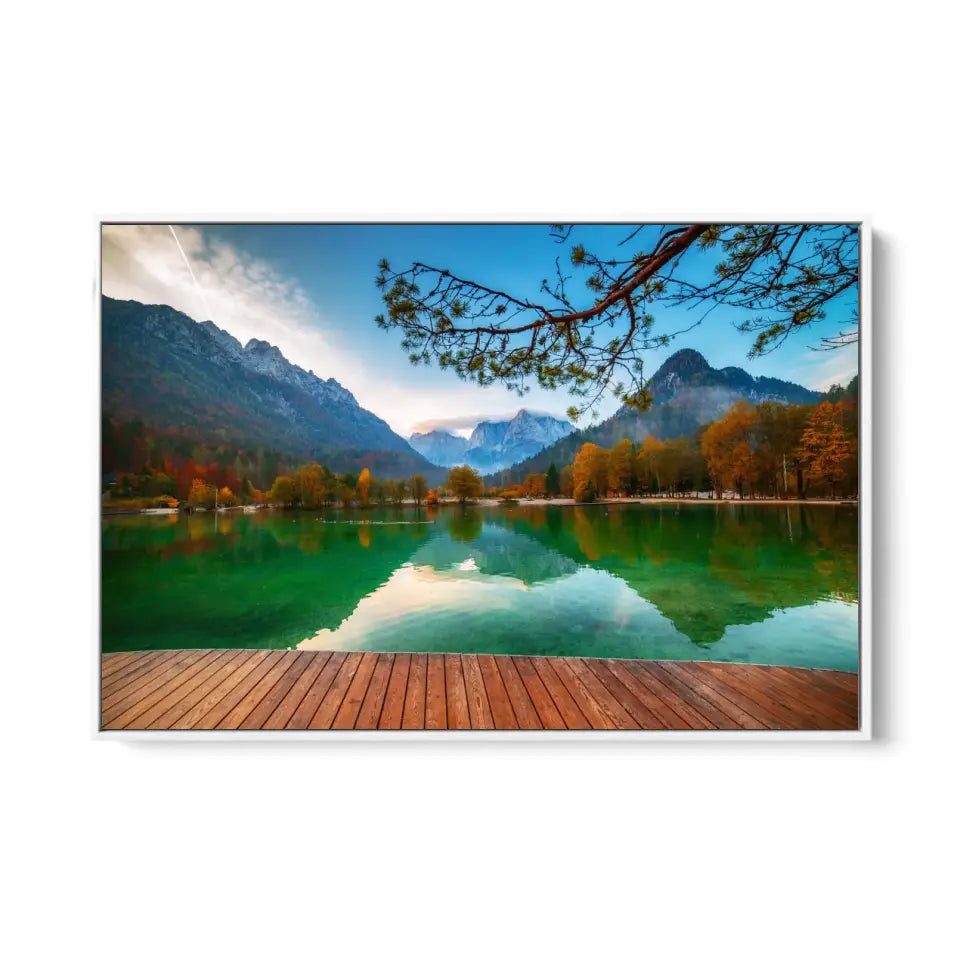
[102, 223, 859, 437]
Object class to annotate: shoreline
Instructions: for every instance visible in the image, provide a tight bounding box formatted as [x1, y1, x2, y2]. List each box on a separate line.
[103, 495, 857, 516]
[484, 496, 858, 507]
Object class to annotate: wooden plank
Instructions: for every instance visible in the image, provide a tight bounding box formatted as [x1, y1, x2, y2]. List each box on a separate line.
[529, 657, 589, 729]
[601, 659, 692, 729]
[286, 651, 347, 729]
[101, 649, 182, 701]
[548, 656, 617, 729]
[425, 654, 447, 729]
[188, 650, 284, 729]
[678, 662, 791, 728]
[512, 656, 564, 729]
[401, 654, 427, 729]
[101, 651, 136, 674]
[444, 655, 471, 730]
[99, 650, 858, 733]
[639, 661, 746, 729]
[752, 667, 857, 730]
[461, 655, 494, 729]
[306, 652, 365, 730]
[766, 667, 858, 714]
[769, 665, 858, 712]
[496, 657, 542, 729]
[103, 650, 225, 728]
[101, 653, 165, 695]
[804, 667, 859, 697]
[101, 649, 208, 721]
[659, 662, 772, 729]
[477, 655, 518, 729]
[171, 650, 272, 729]
[122, 649, 248, 730]
[148, 650, 258, 729]
[355, 653, 395, 729]
[564, 658, 636, 729]
[261, 651, 334, 730]
[329, 652, 377, 730]
[700, 662, 836, 730]
[216, 651, 300, 729]
[756, 666, 857, 728]
[623, 661, 717, 729]
[239, 651, 315, 730]
[378, 653, 411, 730]
[583, 659, 666, 729]
[102, 651, 151, 682]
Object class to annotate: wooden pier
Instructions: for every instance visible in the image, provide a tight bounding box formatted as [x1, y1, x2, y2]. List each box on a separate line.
[100, 649, 859, 731]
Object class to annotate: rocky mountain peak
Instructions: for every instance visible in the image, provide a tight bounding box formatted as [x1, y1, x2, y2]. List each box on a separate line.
[409, 409, 574, 471]
[100, 295, 420, 465]
[648, 348, 710, 384]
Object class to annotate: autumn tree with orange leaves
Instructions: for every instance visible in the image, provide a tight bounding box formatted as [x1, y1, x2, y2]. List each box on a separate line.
[356, 467, 372, 507]
[701, 401, 760, 499]
[572, 443, 610, 502]
[800, 402, 856, 499]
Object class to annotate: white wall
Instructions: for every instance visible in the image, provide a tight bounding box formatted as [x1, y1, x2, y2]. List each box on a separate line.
[4, 2, 954, 958]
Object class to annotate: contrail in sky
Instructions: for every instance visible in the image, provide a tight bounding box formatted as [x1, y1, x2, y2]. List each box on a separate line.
[168, 224, 216, 324]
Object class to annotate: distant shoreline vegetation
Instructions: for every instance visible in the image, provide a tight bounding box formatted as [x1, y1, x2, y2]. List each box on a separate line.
[102, 395, 857, 514]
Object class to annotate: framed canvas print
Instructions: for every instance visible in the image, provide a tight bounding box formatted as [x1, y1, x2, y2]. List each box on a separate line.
[98, 220, 869, 738]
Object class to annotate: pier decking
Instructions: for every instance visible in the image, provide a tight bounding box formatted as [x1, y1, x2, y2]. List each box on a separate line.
[100, 649, 859, 731]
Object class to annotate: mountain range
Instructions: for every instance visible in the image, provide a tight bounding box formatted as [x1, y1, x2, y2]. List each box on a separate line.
[489, 348, 834, 480]
[101, 296, 442, 480]
[409, 410, 574, 472]
[102, 297, 842, 485]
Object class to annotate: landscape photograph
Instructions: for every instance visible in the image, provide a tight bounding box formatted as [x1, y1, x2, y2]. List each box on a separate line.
[99, 222, 861, 734]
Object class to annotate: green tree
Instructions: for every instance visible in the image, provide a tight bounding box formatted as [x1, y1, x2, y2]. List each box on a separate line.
[755, 402, 809, 498]
[267, 475, 295, 507]
[447, 465, 483, 503]
[409, 473, 428, 505]
[545, 462, 560, 497]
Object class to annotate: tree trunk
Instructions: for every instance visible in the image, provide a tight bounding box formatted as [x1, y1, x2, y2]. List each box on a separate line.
[795, 464, 805, 500]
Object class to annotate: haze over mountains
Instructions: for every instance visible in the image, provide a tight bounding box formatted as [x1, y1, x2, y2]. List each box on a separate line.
[409, 410, 574, 472]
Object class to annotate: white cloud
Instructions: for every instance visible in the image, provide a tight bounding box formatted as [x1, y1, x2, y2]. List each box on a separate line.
[102, 224, 341, 375]
[791, 346, 859, 392]
[411, 408, 567, 437]
[100, 225, 594, 437]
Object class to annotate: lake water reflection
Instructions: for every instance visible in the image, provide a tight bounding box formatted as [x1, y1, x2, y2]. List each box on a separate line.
[101, 502, 858, 671]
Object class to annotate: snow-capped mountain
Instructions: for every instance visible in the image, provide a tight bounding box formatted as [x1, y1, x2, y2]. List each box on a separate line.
[408, 409, 574, 472]
[407, 430, 470, 466]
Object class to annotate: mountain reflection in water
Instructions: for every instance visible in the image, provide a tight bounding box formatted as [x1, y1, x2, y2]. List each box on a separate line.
[102, 502, 858, 671]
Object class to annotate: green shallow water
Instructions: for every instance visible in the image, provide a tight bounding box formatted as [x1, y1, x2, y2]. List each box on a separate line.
[101, 502, 859, 671]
